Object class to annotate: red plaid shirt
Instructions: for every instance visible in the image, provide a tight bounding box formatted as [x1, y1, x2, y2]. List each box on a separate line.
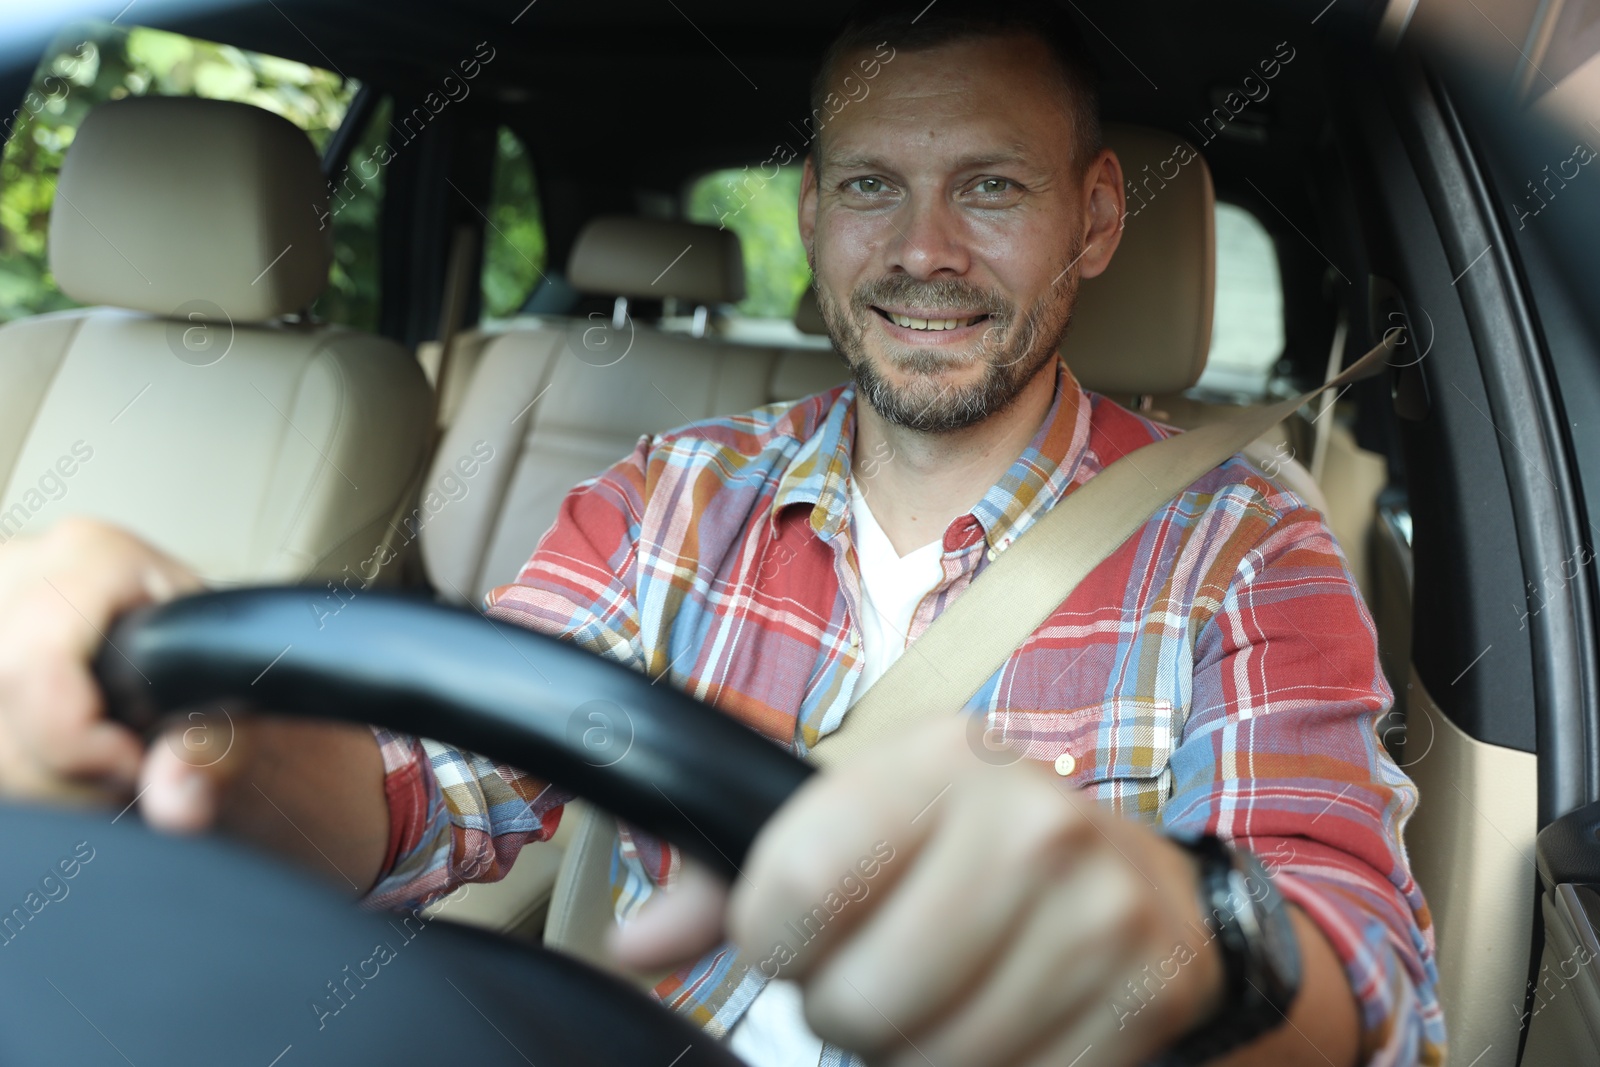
[368, 357, 1444, 1066]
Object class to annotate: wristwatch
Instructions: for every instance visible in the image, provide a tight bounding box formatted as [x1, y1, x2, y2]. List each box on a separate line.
[1158, 834, 1303, 1066]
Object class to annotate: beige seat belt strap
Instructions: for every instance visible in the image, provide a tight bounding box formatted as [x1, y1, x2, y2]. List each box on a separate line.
[422, 224, 479, 429]
[807, 333, 1397, 770]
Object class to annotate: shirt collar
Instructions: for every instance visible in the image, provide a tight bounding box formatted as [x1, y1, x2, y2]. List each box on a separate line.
[769, 356, 1092, 550]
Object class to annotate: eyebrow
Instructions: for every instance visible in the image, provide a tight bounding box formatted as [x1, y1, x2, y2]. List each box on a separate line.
[824, 148, 1036, 174]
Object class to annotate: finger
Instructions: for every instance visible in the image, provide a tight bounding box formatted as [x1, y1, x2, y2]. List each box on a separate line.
[727, 719, 968, 977]
[607, 856, 729, 972]
[884, 849, 1149, 1067]
[1009, 990, 1139, 1067]
[33, 518, 202, 663]
[140, 710, 250, 834]
[0, 521, 199, 791]
[14, 662, 144, 790]
[802, 771, 1094, 1055]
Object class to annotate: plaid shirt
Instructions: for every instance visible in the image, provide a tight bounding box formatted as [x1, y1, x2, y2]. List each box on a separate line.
[368, 357, 1445, 1066]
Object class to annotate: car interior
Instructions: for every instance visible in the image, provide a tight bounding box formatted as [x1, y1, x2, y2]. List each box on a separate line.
[3, 0, 1600, 1063]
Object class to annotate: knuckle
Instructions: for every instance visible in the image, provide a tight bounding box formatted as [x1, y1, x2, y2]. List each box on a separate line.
[1114, 886, 1159, 945]
[802, 970, 894, 1057]
[1006, 799, 1096, 879]
[46, 515, 110, 553]
[728, 848, 816, 950]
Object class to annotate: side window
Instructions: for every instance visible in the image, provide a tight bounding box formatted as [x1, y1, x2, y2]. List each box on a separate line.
[685, 165, 811, 321]
[479, 126, 548, 321]
[1199, 202, 1286, 395]
[0, 23, 359, 326]
[314, 95, 391, 332]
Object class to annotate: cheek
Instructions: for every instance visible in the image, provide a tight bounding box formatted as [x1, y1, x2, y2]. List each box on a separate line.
[814, 211, 889, 287]
[970, 229, 1070, 309]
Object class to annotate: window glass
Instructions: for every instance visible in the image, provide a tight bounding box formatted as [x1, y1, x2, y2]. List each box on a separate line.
[313, 95, 389, 332]
[0, 23, 359, 325]
[686, 165, 811, 320]
[1198, 202, 1286, 395]
[480, 126, 548, 320]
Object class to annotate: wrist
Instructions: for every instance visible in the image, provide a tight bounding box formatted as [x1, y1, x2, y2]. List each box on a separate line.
[1159, 834, 1303, 1066]
[1174, 836, 1229, 1034]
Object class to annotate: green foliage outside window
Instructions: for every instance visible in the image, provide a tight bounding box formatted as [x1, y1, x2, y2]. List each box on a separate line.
[686, 166, 812, 320]
[313, 95, 388, 332]
[480, 127, 548, 320]
[0, 23, 359, 325]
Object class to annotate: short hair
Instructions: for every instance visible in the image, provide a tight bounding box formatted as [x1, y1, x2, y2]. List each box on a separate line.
[809, 0, 1103, 172]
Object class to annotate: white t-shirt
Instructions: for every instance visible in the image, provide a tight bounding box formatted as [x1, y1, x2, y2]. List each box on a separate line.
[726, 477, 944, 1066]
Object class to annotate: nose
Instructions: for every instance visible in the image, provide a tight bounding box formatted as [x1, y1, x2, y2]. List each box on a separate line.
[884, 189, 972, 280]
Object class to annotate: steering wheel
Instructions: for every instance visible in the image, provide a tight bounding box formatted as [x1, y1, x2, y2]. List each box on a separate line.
[0, 587, 814, 1066]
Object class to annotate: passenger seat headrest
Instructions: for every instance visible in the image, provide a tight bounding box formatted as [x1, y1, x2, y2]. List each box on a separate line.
[1061, 124, 1216, 396]
[793, 287, 828, 336]
[49, 97, 331, 323]
[568, 216, 745, 305]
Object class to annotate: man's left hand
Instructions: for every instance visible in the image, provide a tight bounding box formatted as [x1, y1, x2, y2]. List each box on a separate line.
[609, 715, 1226, 1066]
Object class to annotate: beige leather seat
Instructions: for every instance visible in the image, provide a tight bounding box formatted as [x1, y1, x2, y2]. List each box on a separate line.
[1063, 125, 1330, 517]
[422, 216, 842, 609]
[0, 97, 432, 584]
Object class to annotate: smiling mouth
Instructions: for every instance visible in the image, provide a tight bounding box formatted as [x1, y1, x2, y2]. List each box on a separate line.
[872, 307, 991, 332]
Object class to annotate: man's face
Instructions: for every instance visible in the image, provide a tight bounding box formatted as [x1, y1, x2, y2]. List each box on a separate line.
[800, 35, 1121, 433]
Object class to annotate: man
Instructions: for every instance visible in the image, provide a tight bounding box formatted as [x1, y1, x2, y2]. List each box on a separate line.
[0, 2, 1443, 1065]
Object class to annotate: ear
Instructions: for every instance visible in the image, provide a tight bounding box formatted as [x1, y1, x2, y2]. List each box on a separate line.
[798, 153, 820, 259]
[1075, 148, 1125, 281]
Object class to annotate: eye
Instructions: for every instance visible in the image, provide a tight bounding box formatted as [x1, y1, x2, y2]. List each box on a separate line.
[846, 176, 887, 195]
[976, 178, 1012, 194]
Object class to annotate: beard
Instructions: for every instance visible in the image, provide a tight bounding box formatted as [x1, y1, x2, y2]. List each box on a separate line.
[812, 240, 1083, 434]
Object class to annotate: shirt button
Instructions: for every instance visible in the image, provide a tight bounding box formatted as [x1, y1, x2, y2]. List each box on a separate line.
[1053, 752, 1076, 776]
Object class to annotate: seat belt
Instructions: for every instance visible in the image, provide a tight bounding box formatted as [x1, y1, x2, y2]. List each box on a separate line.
[420, 224, 479, 428]
[545, 333, 1397, 957]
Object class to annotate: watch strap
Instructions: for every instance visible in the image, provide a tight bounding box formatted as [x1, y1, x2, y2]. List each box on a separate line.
[1158, 835, 1302, 1066]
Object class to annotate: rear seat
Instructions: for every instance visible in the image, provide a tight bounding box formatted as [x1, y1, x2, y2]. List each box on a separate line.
[421, 217, 843, 608]
[412, 217, 842, 936]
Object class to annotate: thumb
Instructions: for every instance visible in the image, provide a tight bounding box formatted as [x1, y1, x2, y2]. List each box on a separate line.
[138, 709, 250, 834]
[606, 856, 729, 973]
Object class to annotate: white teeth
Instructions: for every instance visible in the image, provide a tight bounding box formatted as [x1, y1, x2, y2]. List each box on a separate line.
[888, 313, 981, 331]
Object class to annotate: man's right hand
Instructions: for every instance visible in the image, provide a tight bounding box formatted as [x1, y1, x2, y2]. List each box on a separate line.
[0, 517, 204, 808]
[0, 518, 390, 892]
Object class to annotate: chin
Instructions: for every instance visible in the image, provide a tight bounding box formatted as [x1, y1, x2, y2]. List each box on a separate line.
[860, 352, 975, 395]
[872, 337, 988, 377]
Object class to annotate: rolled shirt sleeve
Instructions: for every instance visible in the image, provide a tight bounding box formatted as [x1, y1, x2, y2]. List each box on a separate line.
[1160, 503, 1447, 1065]
[363, 438, 652, 912]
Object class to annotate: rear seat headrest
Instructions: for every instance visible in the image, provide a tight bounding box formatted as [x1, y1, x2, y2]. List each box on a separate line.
[49, 97, 331, 323]
[793, 288, 829, 336]
[1061, 124, 1216, 396]
[568, 216, 745, 305]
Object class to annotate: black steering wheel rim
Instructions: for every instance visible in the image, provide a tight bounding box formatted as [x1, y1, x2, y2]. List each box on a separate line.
[95, 587, 813, 878]
[0, 587, 815, 1066]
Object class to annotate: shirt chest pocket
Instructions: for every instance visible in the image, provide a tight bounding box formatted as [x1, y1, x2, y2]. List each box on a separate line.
[989, 699, 1178, 819]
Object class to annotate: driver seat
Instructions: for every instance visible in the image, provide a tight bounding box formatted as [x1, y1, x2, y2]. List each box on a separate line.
[0, 97, 433, 583]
